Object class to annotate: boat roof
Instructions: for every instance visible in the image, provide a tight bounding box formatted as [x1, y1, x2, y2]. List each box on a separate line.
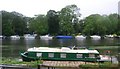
[27, 47, 99, 54]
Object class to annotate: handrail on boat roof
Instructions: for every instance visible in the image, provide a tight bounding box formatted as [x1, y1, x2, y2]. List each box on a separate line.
[68, 46, 87, 49]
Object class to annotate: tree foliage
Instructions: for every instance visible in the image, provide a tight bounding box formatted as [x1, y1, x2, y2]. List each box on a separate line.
[47, 10, 59, 35]
[82, 14, 119, 36]
[108, 13, 118, 34]
[2, 11, 27, 36]
[1, 4, 119, 36]
[117, 14, 120, 35]
[59, 4, 80, 35]
[11, 12, 27, 35]
[29, 15, 48, 35]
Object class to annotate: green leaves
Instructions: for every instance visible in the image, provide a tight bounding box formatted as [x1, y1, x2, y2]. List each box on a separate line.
[29, 15, 48, 35]
[83, 14, 119, 36]
[59, 4, 80, 35]
[47, 10, 59, 35]
[2, 11, 27, 36]
[1, 5, 119, 36]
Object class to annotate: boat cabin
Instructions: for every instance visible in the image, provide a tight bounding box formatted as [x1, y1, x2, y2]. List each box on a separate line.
[21, 47, 100, 62]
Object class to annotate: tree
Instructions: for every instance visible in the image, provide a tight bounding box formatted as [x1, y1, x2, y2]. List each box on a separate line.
[2, 11, 27, 36]
[59, 4, 80, 35]
[82, 14, 108, 36]
[77, 19, 85, 34]
[2, 11, 14, 36]
[117, 14, 120, 35]
[29, 15, 48, 35]
[47, 10, 59, 35]
[11, 12, 27, 35]
[108, 13, 118, 34]
[0, 12, 1, 35]
[96, 15, 108, 36]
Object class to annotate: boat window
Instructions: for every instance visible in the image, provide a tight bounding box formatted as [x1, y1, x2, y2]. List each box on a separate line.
[76, 54, 83, 58]
[48, 53, 54, 58]
[89, 54, 95, 58]
[37, 53, 42, 57]
[61, 54, 66, 58]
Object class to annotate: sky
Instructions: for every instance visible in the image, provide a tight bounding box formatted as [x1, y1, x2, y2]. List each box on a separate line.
[0, 0, 119, 18]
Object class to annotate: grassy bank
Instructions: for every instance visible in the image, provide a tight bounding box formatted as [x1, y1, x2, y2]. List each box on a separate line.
[1, 57, 42, 68]
[1, 57, 119, 68]
[79, 62, 119, 68]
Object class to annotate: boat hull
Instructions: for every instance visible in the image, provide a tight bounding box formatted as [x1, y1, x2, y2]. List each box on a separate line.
[20, 51, 100, 62]
[20, 52, 40, 62]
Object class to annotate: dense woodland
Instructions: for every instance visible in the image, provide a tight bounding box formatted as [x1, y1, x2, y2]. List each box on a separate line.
[1, 5, 120, 36]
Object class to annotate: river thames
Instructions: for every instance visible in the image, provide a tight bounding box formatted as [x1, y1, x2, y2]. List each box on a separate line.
[1, 37, 120, 58]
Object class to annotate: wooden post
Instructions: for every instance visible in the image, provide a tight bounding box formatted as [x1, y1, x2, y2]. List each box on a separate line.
[38, 64, 43, 69]
[37, 65, 40, 69]
[52, 67, 54, 69]
[111, 55, 112, 63]
[85, 57, 86, 64]
[108, 50, 112, 63]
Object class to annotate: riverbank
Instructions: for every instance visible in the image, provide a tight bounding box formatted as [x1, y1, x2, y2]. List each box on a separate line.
[1, 34, 120, 40]
[1, 57, 42, 68]
[1, 57, 119, 69]
[79, 62, 119, 68]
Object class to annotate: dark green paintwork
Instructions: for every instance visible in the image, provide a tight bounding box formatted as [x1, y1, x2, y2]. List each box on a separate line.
[21, 51, 100, 62]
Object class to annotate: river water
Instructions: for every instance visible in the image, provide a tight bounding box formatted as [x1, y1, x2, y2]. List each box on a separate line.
[1, 38, 120, 58]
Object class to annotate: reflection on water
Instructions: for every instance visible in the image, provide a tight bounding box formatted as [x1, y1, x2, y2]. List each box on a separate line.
[1, 38, 120, 58]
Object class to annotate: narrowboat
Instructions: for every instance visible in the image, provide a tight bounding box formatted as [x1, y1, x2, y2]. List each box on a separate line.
[20, 46, 101, 62]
